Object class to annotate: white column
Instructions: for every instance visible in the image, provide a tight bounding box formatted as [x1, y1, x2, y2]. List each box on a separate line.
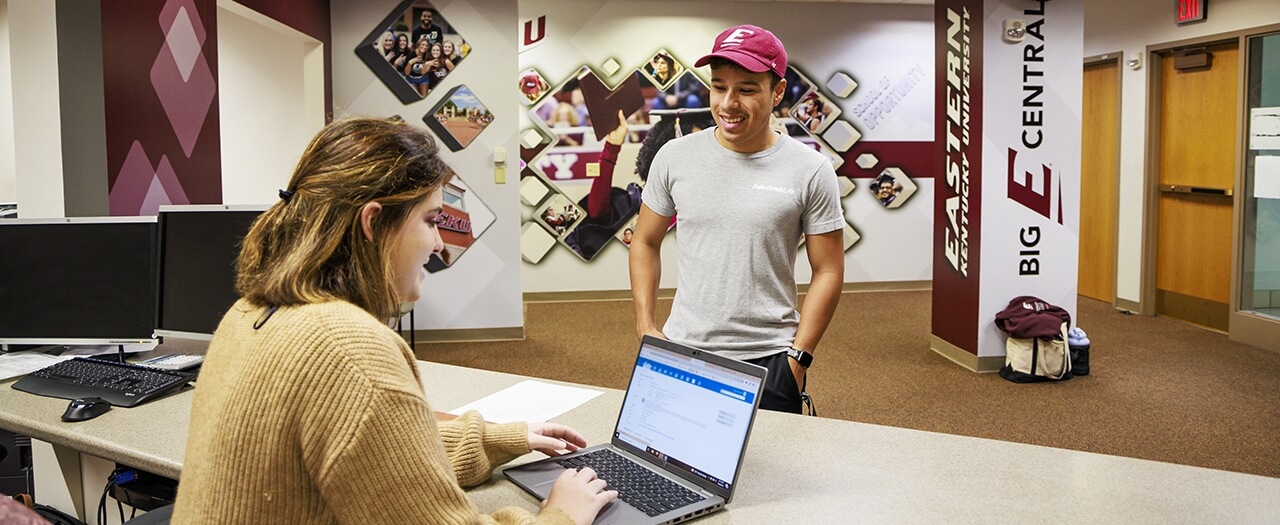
[930, 0, 1083, 371]
[8, 0, 63, 217]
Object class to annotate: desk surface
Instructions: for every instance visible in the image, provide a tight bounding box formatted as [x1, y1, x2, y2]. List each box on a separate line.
[2, 358, 1278, 523]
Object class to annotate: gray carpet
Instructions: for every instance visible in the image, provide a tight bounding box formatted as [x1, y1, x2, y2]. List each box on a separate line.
[414, 292, 1280, 478]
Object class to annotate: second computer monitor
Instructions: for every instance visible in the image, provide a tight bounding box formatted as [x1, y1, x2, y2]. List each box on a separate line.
[155, 205, 265, 340]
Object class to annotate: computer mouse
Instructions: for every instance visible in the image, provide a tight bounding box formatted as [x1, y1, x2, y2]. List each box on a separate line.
[62, 397, 112, 422]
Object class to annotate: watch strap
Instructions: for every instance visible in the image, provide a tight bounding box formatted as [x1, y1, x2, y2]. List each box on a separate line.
[786, 347, 813, 368]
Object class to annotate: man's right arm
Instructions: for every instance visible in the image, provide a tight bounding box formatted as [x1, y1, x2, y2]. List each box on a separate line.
[629, 204, 669, 341]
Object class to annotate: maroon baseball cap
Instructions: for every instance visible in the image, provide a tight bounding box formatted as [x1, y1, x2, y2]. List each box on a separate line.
[694, 24, 787, 78]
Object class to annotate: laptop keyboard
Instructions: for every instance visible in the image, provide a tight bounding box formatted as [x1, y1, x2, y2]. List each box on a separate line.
[557, 449, 705, 517]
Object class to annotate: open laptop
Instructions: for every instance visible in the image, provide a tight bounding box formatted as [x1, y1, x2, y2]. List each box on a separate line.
[505, 336, 767, 524]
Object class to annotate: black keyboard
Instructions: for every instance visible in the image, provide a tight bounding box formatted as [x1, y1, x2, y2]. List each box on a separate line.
[12, 357, 194, 408]
[557, 449, 705, 517]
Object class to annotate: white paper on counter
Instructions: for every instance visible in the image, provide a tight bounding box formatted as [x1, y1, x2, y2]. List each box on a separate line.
[0, 352, 78, 381]
[1255, 156, 1280, 199]
[447, 379, 604, 423]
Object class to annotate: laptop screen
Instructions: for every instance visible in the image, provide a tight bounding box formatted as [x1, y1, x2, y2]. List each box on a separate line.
[614, 341, 763, 492]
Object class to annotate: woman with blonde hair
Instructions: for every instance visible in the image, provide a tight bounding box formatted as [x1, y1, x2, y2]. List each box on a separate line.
[442, 39, 462, 65]
[172, 117, 615, 525]
[404, 38, 434, 97]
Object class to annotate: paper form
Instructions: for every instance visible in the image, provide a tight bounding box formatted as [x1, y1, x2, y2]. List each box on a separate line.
[447, 379, 604, 423]
[0, 351, 77, 381]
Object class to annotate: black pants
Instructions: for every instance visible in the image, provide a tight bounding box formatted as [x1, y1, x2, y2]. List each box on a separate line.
[745, 352, 805, 414]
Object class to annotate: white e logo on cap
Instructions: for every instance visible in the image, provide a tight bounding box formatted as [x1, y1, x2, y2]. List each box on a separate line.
[720, 28, 755, 48]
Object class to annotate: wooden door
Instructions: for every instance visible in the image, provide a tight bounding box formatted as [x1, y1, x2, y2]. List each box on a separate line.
[1155, 42, 1238, 331]
[1079, 59, 1120, 303]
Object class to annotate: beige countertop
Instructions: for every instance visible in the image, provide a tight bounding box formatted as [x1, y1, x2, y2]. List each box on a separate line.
[2, 357, 1278, 523]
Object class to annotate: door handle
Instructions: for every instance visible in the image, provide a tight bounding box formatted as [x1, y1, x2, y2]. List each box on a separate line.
[1159, 184, 1232, 196]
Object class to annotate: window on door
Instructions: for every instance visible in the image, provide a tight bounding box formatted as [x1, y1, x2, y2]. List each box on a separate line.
[1241, 32, 1280, 320]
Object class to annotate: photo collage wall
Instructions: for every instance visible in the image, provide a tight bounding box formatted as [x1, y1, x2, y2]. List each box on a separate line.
[354, 0, 497, 273]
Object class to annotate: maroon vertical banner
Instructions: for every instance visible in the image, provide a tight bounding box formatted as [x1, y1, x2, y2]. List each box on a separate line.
[102, 0, 221, 215]
[931, 0, 983, 355]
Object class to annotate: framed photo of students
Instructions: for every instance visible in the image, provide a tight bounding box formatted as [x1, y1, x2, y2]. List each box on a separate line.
[356, 0, 471, 104]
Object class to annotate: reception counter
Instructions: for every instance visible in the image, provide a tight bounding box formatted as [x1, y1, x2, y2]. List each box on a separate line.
[2, 359, 1278, 523]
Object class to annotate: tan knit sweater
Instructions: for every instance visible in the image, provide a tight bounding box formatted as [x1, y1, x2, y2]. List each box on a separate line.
[172, 300, 573, 525]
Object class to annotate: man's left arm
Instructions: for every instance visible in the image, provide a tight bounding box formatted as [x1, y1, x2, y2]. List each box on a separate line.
[791, 230, 845, 383]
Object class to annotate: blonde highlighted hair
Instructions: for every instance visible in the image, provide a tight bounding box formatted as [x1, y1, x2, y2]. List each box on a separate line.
[236, 117, 451, 321]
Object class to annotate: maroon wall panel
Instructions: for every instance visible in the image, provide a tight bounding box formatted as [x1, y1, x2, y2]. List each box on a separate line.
[102, 0, 222, 213]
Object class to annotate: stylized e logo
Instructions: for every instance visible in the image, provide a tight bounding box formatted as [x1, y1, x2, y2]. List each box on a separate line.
[1007, 148, 1057, 223]
[720, 28, 755, 48]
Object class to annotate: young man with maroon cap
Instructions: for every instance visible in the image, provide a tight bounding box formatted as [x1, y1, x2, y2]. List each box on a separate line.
[629, 24, 845, 414]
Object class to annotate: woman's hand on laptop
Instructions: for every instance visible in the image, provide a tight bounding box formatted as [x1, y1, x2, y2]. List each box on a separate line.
[543, 467, 618, 525]
[527, 421, 588, 457]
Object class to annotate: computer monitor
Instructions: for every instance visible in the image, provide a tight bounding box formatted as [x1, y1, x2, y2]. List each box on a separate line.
[155, 205, 265, 340]
[0, 217, 159, 347]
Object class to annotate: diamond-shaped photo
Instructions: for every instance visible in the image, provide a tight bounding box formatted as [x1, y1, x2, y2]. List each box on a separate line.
[426, 177, 495, 273]
[518, 67, 550, 105]
[868, 167, 918, 209]
[535, 193, 585, 238]
[422, 85, 493, 152]
[641, 49, 685, 90]
[615, 216, 638, 249]
[790, 90, 841, 134]
[356, 0, 472, 104]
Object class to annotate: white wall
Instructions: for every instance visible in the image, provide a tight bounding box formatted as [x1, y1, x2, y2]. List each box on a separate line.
[0, 0, 16, 204]
[1083, 0, 1280, 304]
[8, 0, 63, 217]
[332, 0, 524, 331]
[217, 0, 325, 206]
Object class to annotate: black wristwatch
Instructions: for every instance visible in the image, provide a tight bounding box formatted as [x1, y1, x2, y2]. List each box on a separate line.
[786, 347, 813, 369]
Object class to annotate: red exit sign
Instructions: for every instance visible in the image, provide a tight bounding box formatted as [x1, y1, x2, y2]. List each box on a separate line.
[1177, 0, 1206, 24]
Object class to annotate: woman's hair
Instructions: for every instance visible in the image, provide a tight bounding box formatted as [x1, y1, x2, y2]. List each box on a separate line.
[236, 117, 451, 320]
[635, 110, 715, 181]
[651, 54, 675, 79]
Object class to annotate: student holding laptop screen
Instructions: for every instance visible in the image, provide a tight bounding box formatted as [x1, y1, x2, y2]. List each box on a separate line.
[173, 118, 615, 525]
[630, 24, 846, 414]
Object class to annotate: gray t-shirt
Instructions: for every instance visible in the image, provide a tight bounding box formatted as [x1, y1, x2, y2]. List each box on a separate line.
[642, 128, 845, 360]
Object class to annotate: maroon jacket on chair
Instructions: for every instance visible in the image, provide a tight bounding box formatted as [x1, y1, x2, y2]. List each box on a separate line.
[994, 296, 1071, 339]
